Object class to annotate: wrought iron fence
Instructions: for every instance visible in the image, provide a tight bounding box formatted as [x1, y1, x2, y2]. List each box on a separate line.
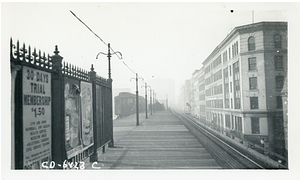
[10, 38, 113, 169]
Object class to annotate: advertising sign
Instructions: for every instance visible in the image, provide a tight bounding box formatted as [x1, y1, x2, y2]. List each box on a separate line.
[80, 81, 94, 150]
[22, 66, 51, 168]
[64, 81, 82, 159]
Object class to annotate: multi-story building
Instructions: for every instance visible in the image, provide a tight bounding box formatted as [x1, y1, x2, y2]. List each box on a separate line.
[196, 21, 287, 156]
[203, 21, 287, 156]
[178, 85, 185, 110]
[183, 80, 191, 113]
[190, 70, 201, 116]
[199, 67, 206, 124]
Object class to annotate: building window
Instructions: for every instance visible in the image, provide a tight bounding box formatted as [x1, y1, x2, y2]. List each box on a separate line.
[230, 82, 232, 92]
[249, 77, 257, 90]
[232, 42, 239, 58]
[236, 117, 242, 132]
[235, 98, 241, 109]
[233, 61, 241, 109]
[251, 117, 260, 134]
[224, 67, 230, 109]
[231, 115, 234, 129]
[274, 34, 282, 49]
[276, 76, 284, 90]
[248, 57, 257, 70]
[275, 56, 283, 69]
[248, 36, 256, 51]
[250, 97, 259, 109]
[223, 51, 228, 63]
[225, 99, 229, 109]
[277, 96, 283, 109]
[225, 115, 231, 128]
[234, 117, 238, 131]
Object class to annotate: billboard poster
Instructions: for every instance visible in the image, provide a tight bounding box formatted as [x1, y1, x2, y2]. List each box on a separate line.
[22, 66, 51, 168]
[80, 81, 94, 150]
[64, 81, 82, 159]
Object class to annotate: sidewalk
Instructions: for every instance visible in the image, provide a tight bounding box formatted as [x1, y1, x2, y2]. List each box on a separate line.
[84, 110, 221, 169]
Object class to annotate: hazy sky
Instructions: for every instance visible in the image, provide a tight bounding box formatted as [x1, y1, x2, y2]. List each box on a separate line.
[1, 2, 295, 99]
[2, 2, 300, 179]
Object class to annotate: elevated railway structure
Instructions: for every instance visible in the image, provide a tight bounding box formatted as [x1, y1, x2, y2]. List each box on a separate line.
[83, 109, 287, 170]
[171, 109, 287, 169]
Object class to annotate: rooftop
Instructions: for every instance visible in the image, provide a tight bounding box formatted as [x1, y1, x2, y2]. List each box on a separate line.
[202, 21, 287, 66]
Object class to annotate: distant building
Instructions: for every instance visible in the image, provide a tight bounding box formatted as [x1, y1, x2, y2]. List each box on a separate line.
[178, 85, 185, 110]
[199, 67, 206, 124]
[190, 69, 200, 116]
[182, 21, 287, 157]
[147, 78, 176, 108]
[183, 80, 191, 113]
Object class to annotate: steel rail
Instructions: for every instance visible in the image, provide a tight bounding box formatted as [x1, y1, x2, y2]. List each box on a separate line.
[171, 109, 265, 169]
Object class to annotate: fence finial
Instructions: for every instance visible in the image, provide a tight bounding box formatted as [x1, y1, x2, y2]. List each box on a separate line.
[54, 45, 60, 55]
[52, 45, 63, 73]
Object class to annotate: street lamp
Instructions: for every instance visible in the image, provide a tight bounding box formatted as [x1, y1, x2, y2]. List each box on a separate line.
[96, 43, 122, 147]
[166, 94, 168, 110]
[147, 85, 152, 115]
[130, 73, 143, 126]
[141, 83, 148, 119]
[153, 90, 155, 113]
[96, 43, 122, 79]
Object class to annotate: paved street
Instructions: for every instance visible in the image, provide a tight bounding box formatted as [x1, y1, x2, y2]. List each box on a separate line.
[85, 110, 221, 169]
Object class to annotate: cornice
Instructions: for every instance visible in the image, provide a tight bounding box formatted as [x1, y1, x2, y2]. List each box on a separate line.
[202, 21, 287, 66]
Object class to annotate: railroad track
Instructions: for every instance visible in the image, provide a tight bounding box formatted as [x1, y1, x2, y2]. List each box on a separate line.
[171, 109, 265, 169]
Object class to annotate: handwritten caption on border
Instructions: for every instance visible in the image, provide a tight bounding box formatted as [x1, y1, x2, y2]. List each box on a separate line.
[41, 160, 105, 170]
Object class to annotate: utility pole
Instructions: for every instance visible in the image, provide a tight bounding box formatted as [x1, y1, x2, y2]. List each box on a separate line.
[147, 85, 152, 115]
[96, 43, 122, 147]
[131, 73, 142, 126]
[166, 94, 168, 110]
[153, 90, 155, 113]
[148, 86, 152, 115]
[96, 43, 122, 79]
[135, 73, 139, 126]
[142, 83, 148, 119]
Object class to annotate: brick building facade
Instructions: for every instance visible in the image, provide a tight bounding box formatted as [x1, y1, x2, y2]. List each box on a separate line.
[182, 21, 287, 156]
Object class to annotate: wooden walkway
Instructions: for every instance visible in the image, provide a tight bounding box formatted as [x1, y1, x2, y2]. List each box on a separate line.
[85, 110, 221, 169]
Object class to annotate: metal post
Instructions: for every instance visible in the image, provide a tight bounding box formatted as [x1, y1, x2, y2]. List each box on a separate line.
[136, 73, 139, 126]
[107, 43, 112, 79]
[51, 45, 65, 169]
[107, 44, 114, 147]
[150, 89, 152, 115]
[108, 80, 114, 147]
[96, 43, 122, 80]
[153, 90, 155, 113]
[166, 94, 168, 110]
[96, 43, 122, 147]
[89, 64, 98, 161]
[145, 83, 148, 119]
[106, 43, 114, 147]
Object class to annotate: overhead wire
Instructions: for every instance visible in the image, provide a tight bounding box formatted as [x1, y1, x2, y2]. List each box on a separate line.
[70, 10, 107, 46]
[70, 10, 146, 82]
